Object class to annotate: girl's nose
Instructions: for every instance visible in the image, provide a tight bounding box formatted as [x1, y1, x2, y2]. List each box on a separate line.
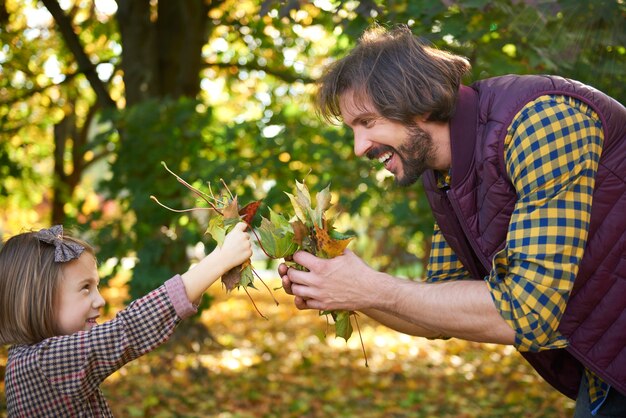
[93, 290, 105, 309]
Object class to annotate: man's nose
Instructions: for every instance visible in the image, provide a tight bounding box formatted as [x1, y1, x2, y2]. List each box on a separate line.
[353, 129, 372, 157]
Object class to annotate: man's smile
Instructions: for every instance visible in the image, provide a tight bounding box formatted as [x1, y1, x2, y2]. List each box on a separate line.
[378, 151, 393, 167]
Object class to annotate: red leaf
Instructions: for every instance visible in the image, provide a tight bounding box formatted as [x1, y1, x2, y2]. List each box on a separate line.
[239, 200, 262, 224]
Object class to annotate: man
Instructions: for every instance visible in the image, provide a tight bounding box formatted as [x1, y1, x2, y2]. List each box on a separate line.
[279, 25, 626, 416]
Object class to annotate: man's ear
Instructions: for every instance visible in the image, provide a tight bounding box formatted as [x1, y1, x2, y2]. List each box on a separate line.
[412, 113, 431, 126]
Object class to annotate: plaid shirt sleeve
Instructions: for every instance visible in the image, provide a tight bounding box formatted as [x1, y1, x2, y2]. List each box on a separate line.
[426, 222, 472, 282]
[486, 95, 603, 352]
[36, 274, 196, 400]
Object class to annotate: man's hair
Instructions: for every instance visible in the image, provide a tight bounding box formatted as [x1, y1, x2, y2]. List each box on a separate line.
[0, 230, 95, 345]
[317, 24, 471, 124]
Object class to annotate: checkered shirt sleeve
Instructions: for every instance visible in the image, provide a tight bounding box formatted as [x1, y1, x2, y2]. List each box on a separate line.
[5, 274, 197, 416]
[426, 222, 472, 282]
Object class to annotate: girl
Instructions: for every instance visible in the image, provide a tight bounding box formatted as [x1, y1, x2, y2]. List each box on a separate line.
[0, 223, 252, 416]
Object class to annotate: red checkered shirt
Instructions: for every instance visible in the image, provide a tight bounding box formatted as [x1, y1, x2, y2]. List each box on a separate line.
[5, 274, 196, 417]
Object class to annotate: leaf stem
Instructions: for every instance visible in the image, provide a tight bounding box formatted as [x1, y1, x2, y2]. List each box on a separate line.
[354, 313, 369, 368]
[150, 196, 214, 213]
[252, 268, 280, 306]
[246, 225, 276, 259]
[161, 161, 222, 213]
[242, 285, 268, 320]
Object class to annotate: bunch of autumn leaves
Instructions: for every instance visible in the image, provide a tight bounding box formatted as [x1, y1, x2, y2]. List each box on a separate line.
[152, 163, 357, 342]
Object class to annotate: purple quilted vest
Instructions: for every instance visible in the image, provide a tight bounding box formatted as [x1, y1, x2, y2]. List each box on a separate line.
[422, 75, 626, 398]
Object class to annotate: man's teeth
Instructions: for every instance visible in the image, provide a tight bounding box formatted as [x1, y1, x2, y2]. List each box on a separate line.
[378, 152, 393, 164]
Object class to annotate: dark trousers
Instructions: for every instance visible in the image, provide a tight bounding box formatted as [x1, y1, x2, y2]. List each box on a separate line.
[573, 376, 626, 418]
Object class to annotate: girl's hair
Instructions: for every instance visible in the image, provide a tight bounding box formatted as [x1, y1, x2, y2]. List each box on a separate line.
[0, 229, 94, 345]
[316, 24, 471, 125]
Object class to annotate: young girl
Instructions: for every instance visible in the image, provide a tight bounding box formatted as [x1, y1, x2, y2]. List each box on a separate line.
[0, 223, 252, 417]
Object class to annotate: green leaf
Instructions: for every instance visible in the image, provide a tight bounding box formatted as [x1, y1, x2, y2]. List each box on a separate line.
[333, 310, 353, 341]
[240, 265, 255, 288]
[258, 209, 299, 258]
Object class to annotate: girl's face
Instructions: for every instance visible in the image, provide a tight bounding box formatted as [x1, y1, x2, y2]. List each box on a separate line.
[55, 252, 105, 335]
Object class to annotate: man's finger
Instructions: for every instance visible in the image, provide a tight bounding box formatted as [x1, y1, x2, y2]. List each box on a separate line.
[281, 274, 293, 295]
[278, 263, 288, 276]
[294, 296, 309, 310]
[292, 250, 320, 270]
[286, 266, 314, 286]
[290, 283, 317, 300]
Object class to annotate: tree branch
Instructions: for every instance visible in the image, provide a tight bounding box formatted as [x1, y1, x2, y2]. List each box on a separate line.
[40, 0, 116, 109]
[206, 61, 315, 84]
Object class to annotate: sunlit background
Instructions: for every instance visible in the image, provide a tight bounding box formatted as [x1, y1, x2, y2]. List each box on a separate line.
[1, 0, 624, 416]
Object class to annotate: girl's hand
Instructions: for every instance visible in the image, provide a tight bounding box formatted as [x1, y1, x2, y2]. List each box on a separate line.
[220, 222, 253, 271]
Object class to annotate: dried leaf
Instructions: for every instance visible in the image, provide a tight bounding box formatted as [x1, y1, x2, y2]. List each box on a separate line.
[222, 196, 240, 219]
[291, 220, 309, 247]
[222, 265, 242, 291]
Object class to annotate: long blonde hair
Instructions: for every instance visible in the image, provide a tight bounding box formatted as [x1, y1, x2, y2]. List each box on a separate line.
[0, 230, 95, 345]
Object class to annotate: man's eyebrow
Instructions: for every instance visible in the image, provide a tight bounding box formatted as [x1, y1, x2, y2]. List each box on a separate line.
[345, 112, 376, 127]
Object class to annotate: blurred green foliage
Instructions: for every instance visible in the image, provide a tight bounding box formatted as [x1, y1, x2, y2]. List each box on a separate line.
[1, 0, 624, 304]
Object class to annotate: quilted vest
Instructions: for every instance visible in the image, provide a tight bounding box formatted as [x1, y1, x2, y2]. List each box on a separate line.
[422, 75, 626, 399]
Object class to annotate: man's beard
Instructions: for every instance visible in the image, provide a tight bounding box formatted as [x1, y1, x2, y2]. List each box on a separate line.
[394, 123, 436, 187]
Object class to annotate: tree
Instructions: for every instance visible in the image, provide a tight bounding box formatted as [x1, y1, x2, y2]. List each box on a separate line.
[1, 0, 624, 303]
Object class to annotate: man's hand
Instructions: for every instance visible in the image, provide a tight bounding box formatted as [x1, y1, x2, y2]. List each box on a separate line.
[279, 250, 380, 311]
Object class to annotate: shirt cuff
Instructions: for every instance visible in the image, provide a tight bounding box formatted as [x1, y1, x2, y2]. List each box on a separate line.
[164, 274, 198, 320]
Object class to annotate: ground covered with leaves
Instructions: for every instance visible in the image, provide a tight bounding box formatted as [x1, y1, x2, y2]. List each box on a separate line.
[0, 274, 575, 417]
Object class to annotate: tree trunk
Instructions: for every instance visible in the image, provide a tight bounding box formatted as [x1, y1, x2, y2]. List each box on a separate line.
[117, 0, 210, 105]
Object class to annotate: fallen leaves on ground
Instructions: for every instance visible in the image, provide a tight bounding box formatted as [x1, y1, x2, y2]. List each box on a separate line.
[0, 273, 576, 418]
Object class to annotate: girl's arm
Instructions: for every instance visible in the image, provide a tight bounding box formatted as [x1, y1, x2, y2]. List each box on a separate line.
[181, 222, 252, 303]
[37, 223, 252, 400]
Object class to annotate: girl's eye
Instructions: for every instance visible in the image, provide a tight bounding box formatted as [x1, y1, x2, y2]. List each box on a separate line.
[363, 119, 376, 128]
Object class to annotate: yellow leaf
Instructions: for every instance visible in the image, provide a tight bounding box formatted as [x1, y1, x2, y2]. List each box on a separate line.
[314, 224, 352, 258]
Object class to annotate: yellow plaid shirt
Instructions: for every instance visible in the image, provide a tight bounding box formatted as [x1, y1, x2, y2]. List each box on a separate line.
[426, 95, 609, 411]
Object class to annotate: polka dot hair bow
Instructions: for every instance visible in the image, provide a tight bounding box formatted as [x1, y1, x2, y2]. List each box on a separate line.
[35, 225, 85, 263]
